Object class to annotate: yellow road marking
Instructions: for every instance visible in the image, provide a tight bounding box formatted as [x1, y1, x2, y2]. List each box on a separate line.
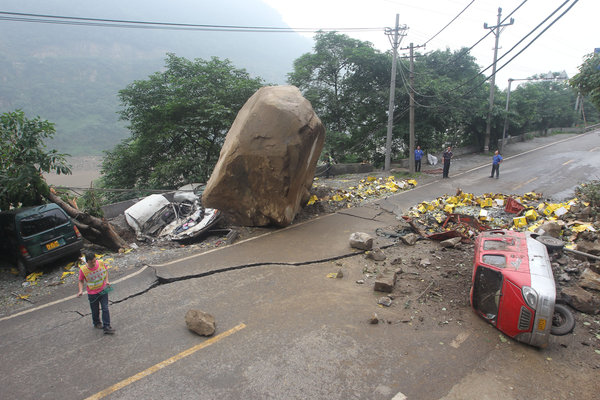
[562, 159, 574, 166]
[86, 323, 246, 400]
[513, 177, 538, 190]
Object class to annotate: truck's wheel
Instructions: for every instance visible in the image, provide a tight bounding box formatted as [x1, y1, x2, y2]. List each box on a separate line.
[551, 303, 575, 336]
[17, 258, 29, 278]
[535, 235, 565, 251]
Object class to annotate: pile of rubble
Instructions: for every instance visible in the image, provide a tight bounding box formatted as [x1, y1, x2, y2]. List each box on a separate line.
[353, 186, 600, 317]
[309, 175, 417, 208]
[405, 189, 597, 246]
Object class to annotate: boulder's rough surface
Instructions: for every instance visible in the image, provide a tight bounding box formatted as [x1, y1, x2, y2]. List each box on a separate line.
[202, 86, 325, 227]
[185, 310, 216, 336]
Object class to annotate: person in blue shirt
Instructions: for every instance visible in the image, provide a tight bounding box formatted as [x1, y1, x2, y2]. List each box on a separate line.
[414, 145, 424, 172]
[490, 150, 503, 179]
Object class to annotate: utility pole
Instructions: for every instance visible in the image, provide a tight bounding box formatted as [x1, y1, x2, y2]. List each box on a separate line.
[409, 43, 415, 173]
[483, 7, 513, 152]
[401, 42, 425, 172]
[384, 14, 407, 171]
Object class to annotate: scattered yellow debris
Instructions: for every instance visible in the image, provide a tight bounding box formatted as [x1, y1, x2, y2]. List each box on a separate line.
[25, 272, 43, 282]
[61, 271, 75, 280]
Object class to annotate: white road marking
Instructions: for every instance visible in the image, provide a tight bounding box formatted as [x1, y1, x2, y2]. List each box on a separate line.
[0, 266, 149, 322]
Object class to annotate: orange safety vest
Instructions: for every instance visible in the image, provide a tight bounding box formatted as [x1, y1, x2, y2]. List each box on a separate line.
[80, 260, 107, 292]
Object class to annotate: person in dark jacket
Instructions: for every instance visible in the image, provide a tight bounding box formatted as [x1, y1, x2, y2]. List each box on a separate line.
[442, 146, 453, 178]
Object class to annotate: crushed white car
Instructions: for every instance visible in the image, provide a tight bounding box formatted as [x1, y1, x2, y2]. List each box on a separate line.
[124, 192, 221, 242]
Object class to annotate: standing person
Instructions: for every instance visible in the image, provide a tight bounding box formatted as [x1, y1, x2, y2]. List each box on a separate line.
[442, 146, 453, 178]
[490, 150, 503, 179]
[324, 152, 335, 178]
[77, 251, 115, 334]
[414, 145, 424, 172]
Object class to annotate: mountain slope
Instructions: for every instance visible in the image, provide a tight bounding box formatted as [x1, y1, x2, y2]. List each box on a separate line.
[0, 0, 312, 155]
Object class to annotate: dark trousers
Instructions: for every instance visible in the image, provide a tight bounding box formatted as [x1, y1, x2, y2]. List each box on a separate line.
[415, 159, 421, 172]
[88, 292, 110, 328]
[491, 164, 500, 178]
[443, 160, 450, 178]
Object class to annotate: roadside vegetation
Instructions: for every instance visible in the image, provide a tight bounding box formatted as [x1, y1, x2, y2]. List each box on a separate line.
[2, 32, 600, 209]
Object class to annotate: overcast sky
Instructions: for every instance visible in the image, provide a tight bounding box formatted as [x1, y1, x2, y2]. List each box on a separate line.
[262, 0, 596, 89]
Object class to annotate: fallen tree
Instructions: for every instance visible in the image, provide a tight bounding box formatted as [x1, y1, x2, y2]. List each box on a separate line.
[47, 188, 128, 251]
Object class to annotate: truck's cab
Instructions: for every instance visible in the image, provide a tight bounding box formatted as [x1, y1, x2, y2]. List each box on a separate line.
[470, 230, 556, 348]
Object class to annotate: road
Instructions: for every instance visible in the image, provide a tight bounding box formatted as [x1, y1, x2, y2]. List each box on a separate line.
[1, 132, 598, 400]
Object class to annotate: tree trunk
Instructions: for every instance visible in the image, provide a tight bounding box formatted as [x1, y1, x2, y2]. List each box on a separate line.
[46, 190, 129, 251]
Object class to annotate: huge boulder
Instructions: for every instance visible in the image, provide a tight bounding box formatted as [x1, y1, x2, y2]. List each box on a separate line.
[202, 86, 325, 227]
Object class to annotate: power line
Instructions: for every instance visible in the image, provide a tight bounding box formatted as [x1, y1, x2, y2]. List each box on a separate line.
[423, 0, 475, 46]
[0, 11, 384, 33]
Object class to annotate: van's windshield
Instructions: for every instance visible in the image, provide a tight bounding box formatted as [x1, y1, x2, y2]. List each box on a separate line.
[472, 266, 503, 324]
[19, 209, 70, 237]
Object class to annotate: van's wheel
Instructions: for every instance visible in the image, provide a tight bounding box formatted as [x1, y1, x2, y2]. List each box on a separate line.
[17, 258, 28, 278]
[551, 303, 575, 336]
[535, 235, 565, 251]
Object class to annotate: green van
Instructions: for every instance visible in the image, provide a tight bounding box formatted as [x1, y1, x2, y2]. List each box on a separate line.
[0, 203, 83, 276]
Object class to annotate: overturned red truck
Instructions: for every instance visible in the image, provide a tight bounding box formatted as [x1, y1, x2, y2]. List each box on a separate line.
[470, 229, 574, 348]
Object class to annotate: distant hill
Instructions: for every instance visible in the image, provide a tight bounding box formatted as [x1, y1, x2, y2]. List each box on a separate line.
[0, 0, 312, 155]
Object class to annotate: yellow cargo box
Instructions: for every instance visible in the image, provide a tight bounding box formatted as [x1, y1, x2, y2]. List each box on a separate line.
[525, 209, 538, 221]
[513, 216, 527, 228]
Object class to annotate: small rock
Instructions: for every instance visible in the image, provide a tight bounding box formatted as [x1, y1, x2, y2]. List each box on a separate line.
[356, 279, 365, 284]
[564, 266, 580, 274]
[349, 232, 374, 250]
[577, 241, 600, 256]
[537, 222, 562, 238]
[390, 257, 402, 265]
[556, 256, 569, 266]
[580, 268, 600, 292]
[185, 309, 216, 336]
[335, 269, 344, 279]
[420, 258, 431, 267]
[561, 286, 600, 315]
[440, 237, 462, 248]
[369, 313, 379, 324]
[558, 273, 571, 282]
[400, 233, 419, 246]
[378, 296, 392, 307]
[374, 268, 397, 293]
[366, 248, 387, 261]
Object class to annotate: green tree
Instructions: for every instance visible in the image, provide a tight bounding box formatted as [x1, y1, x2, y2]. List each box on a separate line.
[509, 77, 577, 135]
[408, 48, 489, 152]
[101, 54, 264, 197]
[0, 110, 71, 210]
[288, 32, 390, 163]
[570, 52, 600, 112]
